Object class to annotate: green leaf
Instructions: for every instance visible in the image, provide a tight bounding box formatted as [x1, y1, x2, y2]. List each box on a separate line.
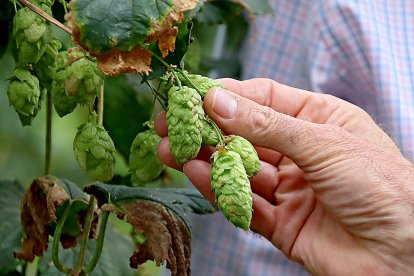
[103, 75, 152, 160]
[84, 183, 216, 230]
[38, 223, 136, 276]
[0, 180, 25, 274]
[69, 0, 175, 53]
[67, 0, 200, 75]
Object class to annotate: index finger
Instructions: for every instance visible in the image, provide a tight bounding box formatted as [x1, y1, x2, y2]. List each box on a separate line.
[217, 78, 341, 124]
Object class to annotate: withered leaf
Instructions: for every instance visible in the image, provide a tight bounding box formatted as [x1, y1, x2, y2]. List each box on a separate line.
[84, 183, 216, 275]
[112, 201, 191, 276]
[66, 0, 199, 76]
[14, 177, 91, 261]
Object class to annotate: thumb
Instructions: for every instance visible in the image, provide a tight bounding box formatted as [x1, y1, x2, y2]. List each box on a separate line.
[204, 87, 349, 168]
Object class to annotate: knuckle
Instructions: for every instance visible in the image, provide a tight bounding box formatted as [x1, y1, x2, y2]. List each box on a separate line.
[248, 106, 281, 136]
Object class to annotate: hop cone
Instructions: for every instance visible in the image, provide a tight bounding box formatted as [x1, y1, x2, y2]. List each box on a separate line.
[211, 150, 252, 230]
[7, 69, 41, 121]
[201, 119, 220, 146]
[129, 125, 164, 184]
[179, 72, 224, 97]
[13, 6, 52, 65]
[51, 51, 78, 117]
[226, 135, 260, 177]
[64, 48, 104, 107]
[166, 86, 203, 165]
[73, 122, 116, 181]
[34, 38, 62, 90]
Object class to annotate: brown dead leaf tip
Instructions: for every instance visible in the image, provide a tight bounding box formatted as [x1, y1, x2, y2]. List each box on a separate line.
[14, 177, 69, 261]
[124, 201, 191, 276]
[148, 0, 199, 58]
[96, 46, 153, 76]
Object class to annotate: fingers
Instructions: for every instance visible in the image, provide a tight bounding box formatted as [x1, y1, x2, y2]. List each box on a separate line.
[203, 86, 332, 167]
[182, 158, 281, 241]
[182, 160, 216, 203]
[216, 79, 399, 151]
[154, 111, 167, 137]
[157, 137, 215, 171]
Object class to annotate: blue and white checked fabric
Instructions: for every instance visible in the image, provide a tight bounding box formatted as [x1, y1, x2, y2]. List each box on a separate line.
[188, 0, 414, 275]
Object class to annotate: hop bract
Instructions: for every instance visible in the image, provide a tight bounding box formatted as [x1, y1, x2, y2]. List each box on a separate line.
[166, 86, 203, 165]
[34, 38, 62, 90]
[64, 48, 104, 108]
[7, 69, 41, 119]
[211, 150, 252, 230]
[226, 135, 260, 177]
[179, 72, 224, 97]
[13, 6, 52, 65]
[73, 122, 116, 181]
[129, 126, 164, 184]
[201, 119, 220, 146]
[51, 51, 78, 117]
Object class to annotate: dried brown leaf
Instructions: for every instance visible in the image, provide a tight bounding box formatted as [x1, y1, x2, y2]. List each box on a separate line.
[14, 177, 69, 261]
[95, 46, 153, 76]
[106, 201, 191, 276]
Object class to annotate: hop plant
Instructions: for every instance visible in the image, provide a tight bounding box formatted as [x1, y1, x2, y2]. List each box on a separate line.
[64, 48, 104, 108]
[166, 86, 203, 165]
[13, 6, 52, 65]
[51, 51, 78, 117]
[225, 135, 260, 177]
[7, 69, 41, 124]
[129, 122, 164, 184]
[73, 121, 116, 181]
[34, 38, 62, 90]
[179, 72, 224, 97]
[201, 119, 220, 146]
[211, 149, 253, 230]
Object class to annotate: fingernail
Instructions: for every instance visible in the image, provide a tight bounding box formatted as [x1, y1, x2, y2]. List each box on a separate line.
[211, 88, 237, 119]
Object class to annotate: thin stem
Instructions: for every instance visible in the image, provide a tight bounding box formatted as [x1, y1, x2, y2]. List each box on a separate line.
[145, 80, 167, 102]
[208, 118, 225, 144]
[52, 201, 73, 274]
[150, 52, 182, 89]
[25, 256, 39, 276]
[97, 84, 104, 126]
[177, 69, 203, 97]
[75, 196, 96, 274]
[45, 90, 52, 175]
[84, 210, 110, 273]
[144, 80, 168, 111]
[18, 0, 72, 35]
[59, 0, 68, 13]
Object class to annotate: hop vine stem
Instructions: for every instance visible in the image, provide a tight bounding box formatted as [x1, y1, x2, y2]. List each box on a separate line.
[45, 91, 52, 175]
[18, 0, 72, 35]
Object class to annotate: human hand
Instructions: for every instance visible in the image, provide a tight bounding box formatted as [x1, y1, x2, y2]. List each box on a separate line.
[155, 78, 414, 275]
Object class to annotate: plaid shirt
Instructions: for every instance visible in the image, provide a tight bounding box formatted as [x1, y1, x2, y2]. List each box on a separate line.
[189, 1, 414, 275]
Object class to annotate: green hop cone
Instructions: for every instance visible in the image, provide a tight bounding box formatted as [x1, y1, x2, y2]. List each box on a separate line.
[13, 6, 52, 65]
[225, 135, 260, 177]
[7, 69, 41, 125]
[179, 72, 224, 97]
[73, 121, 116, 181]
[52, 51, 78, 117]
[201, 119, 220, 146]
[211, 149, 252, 230]
[34, 38, 62, 90]
[64, 48, 104, 107]
[166, 86, 203, 165]
[129, 122, 164, 184]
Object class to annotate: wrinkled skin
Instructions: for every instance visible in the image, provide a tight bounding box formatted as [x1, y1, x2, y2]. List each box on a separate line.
[155, 78, 414, 275]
